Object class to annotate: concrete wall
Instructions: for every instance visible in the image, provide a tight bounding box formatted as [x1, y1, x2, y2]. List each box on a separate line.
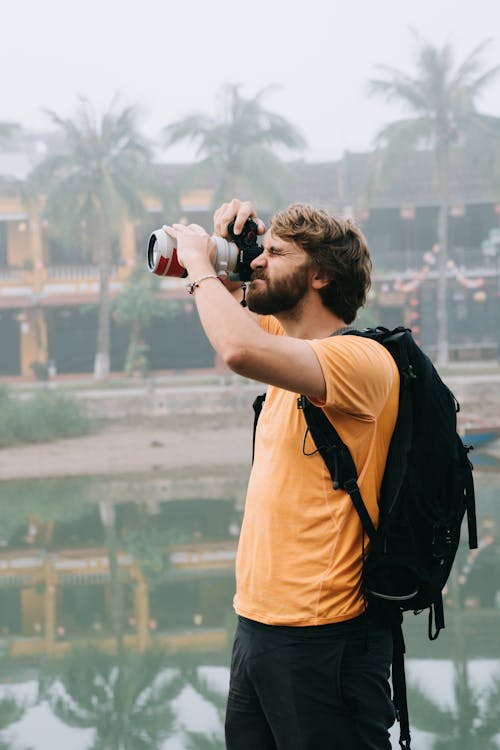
[73, 373, 500, 423]
[76, 379, 264, 421]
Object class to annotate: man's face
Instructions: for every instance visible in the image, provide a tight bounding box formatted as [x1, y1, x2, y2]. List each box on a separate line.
[246, 231, 313, 315]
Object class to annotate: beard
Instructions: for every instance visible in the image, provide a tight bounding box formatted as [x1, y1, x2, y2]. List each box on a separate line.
[246, 262, 311, 315]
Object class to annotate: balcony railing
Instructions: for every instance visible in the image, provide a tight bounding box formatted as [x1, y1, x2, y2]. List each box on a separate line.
[0, 268, 30, 282]
[373, 247, 498, 274]
[0, 247, 497, 290]
[47, 266, 117, 280]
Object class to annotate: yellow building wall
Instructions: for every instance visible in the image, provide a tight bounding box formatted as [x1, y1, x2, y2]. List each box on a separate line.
[7, 221, 31, 267]
[119, 219, 137, 267]
[21, 587, 45, 637]
[180, 189, 213, 212]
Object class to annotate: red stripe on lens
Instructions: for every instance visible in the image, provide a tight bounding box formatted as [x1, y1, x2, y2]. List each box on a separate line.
[155, 255, 169, 276]
[168, 250, 185, 277]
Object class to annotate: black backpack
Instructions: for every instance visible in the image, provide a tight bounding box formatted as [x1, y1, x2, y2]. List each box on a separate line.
[252, 326, 477, 750]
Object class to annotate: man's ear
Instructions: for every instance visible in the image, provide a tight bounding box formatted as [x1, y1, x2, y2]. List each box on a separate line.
[310, 270, 330, 290]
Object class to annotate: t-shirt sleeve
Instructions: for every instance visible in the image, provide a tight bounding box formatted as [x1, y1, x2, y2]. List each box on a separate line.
[307, 336, 399, 418]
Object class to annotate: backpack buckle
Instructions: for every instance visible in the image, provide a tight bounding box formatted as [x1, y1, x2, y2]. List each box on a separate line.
[344, 477, 359, 494]
[432, 525, 451, 559]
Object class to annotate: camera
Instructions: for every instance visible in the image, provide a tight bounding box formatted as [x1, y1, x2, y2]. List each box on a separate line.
[147, 218, 262, 282]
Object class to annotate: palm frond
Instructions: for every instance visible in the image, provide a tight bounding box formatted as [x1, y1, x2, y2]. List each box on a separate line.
[159, 82, 305, 202]
[0, 121, 21, 144]
[43, 647, 182, 748]
[368, 68, 428, 112]
[163, 115, 215, 148]
[406, 679, 456, 734]
[184, 731, 224, 750]
[451, 38, 495, 86]
[367, 32, 500, 207]
[0, 695, 27, 730]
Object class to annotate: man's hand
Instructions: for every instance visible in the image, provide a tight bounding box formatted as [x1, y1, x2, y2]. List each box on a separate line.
[162, 223, 216, 275]
[213, 199, 266, 238]
[212, 199, 265, 303]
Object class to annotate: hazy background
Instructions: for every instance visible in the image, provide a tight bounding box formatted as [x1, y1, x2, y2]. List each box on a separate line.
[1, 5, 500, 748]
[3, 0, 500, 163]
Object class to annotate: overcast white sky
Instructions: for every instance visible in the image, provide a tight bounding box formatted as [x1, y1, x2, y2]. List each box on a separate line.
[3, 0, 500, 163]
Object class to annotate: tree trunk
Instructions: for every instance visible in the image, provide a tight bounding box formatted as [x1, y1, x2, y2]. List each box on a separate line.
[436, 148, 450, 367]
[94, 212, 111, 380]
[99, 501, 125, 655]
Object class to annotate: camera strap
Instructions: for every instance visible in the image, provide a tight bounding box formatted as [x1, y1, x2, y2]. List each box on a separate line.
[240, 283, 248, 307]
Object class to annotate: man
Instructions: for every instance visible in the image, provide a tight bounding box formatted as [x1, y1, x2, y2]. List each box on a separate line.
[164, 199, 399, 750]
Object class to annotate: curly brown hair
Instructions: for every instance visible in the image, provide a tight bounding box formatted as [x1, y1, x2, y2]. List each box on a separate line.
[270, 203, 372, 324]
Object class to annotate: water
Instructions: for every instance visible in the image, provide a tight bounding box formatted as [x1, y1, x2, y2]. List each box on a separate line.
[0, 458, 498, 750]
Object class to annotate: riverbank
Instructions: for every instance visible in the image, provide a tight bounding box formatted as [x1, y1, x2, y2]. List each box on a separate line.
[0, 419, 253, 481]
[1, 369, 499, 480]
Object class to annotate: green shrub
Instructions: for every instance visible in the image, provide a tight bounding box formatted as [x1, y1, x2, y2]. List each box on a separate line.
[0, 399, 20, 446]
[0, 388, 90, 447]
[30, 360, 49, 381]
[0, 382, 11, 403]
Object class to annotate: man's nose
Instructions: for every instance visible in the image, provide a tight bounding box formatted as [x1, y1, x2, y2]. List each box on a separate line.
[250, 250, 266, 269]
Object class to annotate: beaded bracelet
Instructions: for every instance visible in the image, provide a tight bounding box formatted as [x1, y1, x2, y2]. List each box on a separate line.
[185, 274, 221, 295]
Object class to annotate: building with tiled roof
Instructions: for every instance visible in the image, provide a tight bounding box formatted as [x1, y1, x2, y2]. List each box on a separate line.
[0, 143, 499, 377]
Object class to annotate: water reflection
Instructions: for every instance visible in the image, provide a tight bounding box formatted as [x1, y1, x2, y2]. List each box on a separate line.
[0, 488, 241, 653]
[0, 694, 27, 750]
[407, 657, 500, 749]
[0, 457, 498, 749]
[39, 648, 182, 750]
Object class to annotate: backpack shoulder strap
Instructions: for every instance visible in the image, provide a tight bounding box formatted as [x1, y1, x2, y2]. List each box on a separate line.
[391, 617, 412, 749]
[301, 393, 415, 748]
[298, 395, 377, 543]
[457, 434, 478, 549]
[252, 394, 266, 463]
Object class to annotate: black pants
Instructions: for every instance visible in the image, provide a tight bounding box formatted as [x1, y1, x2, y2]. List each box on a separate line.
[225, 613, 395, 750]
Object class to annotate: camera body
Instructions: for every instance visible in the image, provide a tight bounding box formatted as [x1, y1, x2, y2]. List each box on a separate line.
[147, 218, 262, 282]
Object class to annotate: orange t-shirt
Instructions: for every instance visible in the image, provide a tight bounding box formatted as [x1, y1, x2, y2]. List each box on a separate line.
[233, 316, 400, 626]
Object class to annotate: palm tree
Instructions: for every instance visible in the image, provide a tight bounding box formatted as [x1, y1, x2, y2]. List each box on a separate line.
[407, 662, 500, 748]
[0, 694, 28, 750]
[179, 659, 227, 750]
[98, 501, 126, 654]
[367, 33, 500, 365]
[35, 97, 159, 379]
[0, 122, 21, 195]
[162, 83, 306, 209]
[40, 647, 182, 750]
[406, 563, 500, 748]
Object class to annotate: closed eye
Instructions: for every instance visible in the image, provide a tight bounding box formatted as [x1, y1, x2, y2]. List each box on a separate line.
[266, 245, 285, 256]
